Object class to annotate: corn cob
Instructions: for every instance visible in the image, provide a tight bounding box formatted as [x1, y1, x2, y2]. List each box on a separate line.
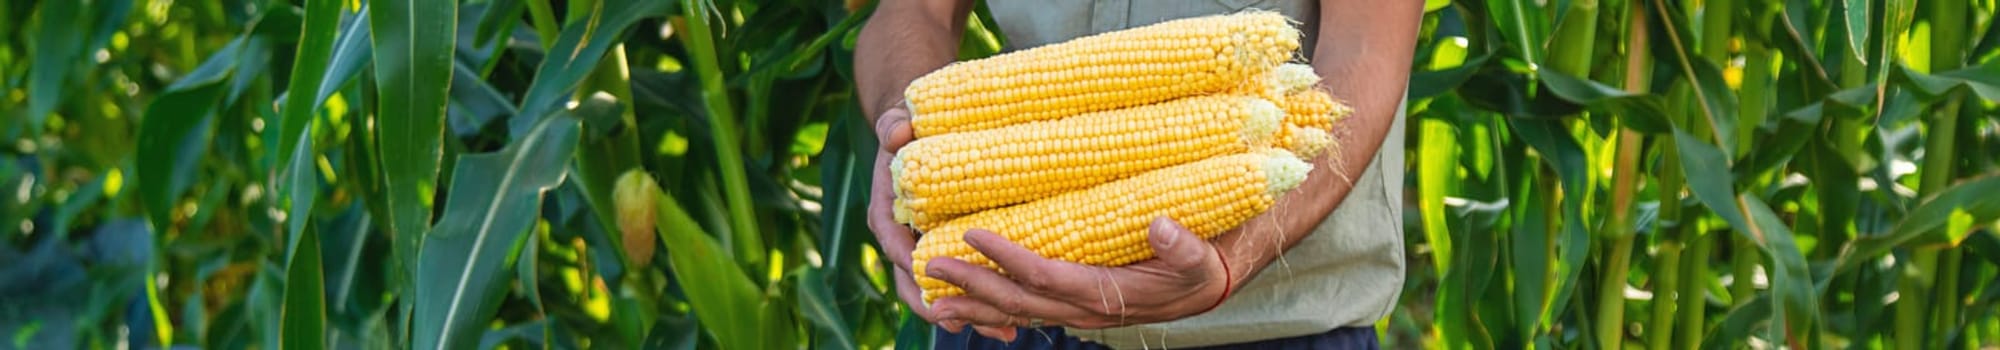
[911, 149, 1312, 303]
[902, 12, 1301, 137]
[891, 94, 1284, 218]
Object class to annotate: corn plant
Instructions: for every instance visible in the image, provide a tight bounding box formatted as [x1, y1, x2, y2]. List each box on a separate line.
[1403, 0, 2000, 348]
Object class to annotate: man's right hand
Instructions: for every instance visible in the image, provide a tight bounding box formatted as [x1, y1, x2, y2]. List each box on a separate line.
[866, 105, 937, 323]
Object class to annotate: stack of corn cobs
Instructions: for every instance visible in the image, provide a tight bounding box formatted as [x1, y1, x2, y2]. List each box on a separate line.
[891, 12, 1352, 303]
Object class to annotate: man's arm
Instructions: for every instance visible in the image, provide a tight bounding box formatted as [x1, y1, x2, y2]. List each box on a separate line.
[1212, 0, 1423, 292]
[855, 0, 972, 121]
[854, 0, 973, 325]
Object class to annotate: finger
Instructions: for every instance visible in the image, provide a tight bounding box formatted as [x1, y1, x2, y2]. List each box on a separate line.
[925, 257, 1082, 322]
[867, 154, 915, 272]
[1147, 216, 1216, 271]
[873, 107, 914, 152]
[893, 266, 937, 322]
[962, 229, 1104, 298]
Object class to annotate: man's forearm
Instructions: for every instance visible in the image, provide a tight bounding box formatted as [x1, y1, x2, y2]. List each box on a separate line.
[854, 0, 974, 121]
[1213, 0, 1423, 290]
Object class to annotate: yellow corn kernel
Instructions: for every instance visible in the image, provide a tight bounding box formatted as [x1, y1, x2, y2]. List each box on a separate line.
[911, 149, 1312, 303]
[903, 12, 1302, 137]
[891, 94, 1283, 217]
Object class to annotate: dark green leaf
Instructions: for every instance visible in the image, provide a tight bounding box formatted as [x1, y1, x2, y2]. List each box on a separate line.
[817, 107, 875, 275]
[1504, 118, 1591, 331]
[1408, 53, 1492, 100]
[511, 0, 672, 138]
[1701, 293, 1773, 348]
[795, 268, 856, 350]
[1897, 60, 2000, 102]
[1484, 0, 1550, 64]
[1738, 195, 1820, 348]
[892, 310, 932, 350]
[282, 226, 327, 350]
[474, 0, 526, 47]
[21, 0, 83, 135]
[319, 205, 377, 322]
[370, 0, 458, 340]
[316, 8, 373, 106]
[1837, 174, 2000, 273]
[657, 186, 768, 349]
[276, 0, 345, 174]
[412, 107, 583, 350]
[136, 37, 248, 233]
[1537, 70, 1673, 134]
[286, 135, 322, 249]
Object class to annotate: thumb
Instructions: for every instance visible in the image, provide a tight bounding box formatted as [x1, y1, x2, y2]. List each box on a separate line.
[874, 106, 914, 152]
[1148, 216, 1211, 269]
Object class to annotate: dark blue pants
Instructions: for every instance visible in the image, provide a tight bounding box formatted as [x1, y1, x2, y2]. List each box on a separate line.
[930, 325, 1379, 349]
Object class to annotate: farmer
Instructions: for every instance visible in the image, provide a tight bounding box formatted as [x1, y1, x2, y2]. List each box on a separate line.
[854, 1, 1421, 348]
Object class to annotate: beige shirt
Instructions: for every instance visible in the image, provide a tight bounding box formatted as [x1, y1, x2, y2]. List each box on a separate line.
[981, 1, 1409, 348]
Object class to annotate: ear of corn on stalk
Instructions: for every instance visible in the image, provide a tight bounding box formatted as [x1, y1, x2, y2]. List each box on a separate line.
[902, 12, 1303, 137]
[615, 169, 660, 266]
[912, 149, 1312, 302]
[892, 11, 1350, 304]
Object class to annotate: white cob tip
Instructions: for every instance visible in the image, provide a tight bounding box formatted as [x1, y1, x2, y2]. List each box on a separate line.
[1241, 97, 1284, 146]
[1272, 63, 1321, 95]
[1258, 149, 1313, 196]
[1329, 100, 1355, 121]
[892, 197, 913, 224]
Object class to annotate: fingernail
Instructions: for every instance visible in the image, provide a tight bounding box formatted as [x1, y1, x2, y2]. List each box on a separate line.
[1152, 217, 1179, 247]
[962, 231, 984, 248]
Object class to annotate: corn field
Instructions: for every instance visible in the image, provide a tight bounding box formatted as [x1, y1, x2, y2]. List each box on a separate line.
[1, 0, 1997, 348]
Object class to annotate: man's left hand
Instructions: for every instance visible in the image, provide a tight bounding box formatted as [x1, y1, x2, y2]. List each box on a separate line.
[924, 216, 1232, 342]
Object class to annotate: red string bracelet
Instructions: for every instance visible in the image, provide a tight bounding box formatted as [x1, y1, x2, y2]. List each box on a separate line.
[1199, 245, 1231, 314]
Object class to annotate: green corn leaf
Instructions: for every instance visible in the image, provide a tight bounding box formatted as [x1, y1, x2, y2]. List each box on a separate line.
[276, 0, 344, 176]
[794, 268, 856, 350]
[511, 0, 672, 138]
[281, 225, 327, 350]
[136, 37, 249, 234]
[20, 0, 83, 135]
[1506, 118, 1592, 324]
[411, 101, 587, 350]
[316, 8, 374, 106]
[368, 0, 457, 340]
[656, 183, 770, 350]
[1837, 174, 2000, 273]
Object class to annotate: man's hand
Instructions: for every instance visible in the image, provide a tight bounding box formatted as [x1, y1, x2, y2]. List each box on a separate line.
[923, 217, 1231, 342]
[865, 106, 937, 323]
